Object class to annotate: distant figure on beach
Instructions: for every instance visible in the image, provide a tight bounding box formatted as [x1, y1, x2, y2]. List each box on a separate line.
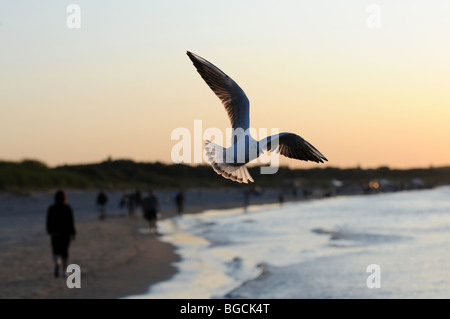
[119, 193, 128, 215]
[46, 190, 76, 278]
[118, 191, 141, 218]
[278, 192, 284, 205]
[131, 189, 142, 218]
[175, 190, 185, 215]
[141, 189, 160, 234]
[134, 189, 142, 209]
[302, 188, 311, 199]
[127, 193, 136, 217]
[129, 190, 143, 218]
[96, 189, 108, 220]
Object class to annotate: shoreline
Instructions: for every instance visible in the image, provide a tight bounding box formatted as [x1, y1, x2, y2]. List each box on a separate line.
[0, 186, 436, 299]
[0, 196, 257, 299]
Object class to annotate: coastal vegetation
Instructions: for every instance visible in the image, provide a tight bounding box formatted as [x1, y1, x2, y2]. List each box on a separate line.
[1, 159, 449, 191]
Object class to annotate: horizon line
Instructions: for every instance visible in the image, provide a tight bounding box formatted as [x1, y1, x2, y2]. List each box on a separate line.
[2, 157, 449, 172]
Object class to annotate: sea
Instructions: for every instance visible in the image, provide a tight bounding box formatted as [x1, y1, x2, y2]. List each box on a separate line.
[130, 186, 450, 299]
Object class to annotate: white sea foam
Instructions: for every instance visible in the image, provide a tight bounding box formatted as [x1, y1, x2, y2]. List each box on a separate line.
[129, 186, 450, 299]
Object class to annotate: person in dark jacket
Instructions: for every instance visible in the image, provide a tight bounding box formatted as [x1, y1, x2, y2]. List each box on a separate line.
[46, 190, 76, 278]
[96, 189, 108, 220]
[141, 189, 160, 234]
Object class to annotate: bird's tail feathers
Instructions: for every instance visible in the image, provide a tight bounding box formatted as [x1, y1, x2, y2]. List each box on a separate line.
[204, 140, 254, 184]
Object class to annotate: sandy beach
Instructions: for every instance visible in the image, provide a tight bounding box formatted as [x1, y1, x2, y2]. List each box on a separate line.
[0, 188, 291, 299]
[1, 185, 447, 299]
[0, 216, 178, 299]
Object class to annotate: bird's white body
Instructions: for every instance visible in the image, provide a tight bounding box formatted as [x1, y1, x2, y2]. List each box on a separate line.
[223, 134, 259, 166]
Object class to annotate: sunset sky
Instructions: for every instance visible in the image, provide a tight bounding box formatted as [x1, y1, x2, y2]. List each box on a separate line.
[1, 1, 449, 169]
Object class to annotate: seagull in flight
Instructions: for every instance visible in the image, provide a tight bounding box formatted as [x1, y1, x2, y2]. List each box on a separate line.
[187, 51, 327, 183]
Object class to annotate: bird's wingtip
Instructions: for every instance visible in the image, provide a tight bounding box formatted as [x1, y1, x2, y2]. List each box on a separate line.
[186, 51, 196, 62]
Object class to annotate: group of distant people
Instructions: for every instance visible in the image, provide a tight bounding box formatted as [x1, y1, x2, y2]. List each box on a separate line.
[97, 189, 162, 233]
[97, 189, 185, 221]
[118, 190, 142, 218]
[46, 188, 186, 278]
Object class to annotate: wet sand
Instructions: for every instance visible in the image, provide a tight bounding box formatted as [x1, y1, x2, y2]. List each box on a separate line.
[0, 188, 300, 299]
[0, 216, 180, 299]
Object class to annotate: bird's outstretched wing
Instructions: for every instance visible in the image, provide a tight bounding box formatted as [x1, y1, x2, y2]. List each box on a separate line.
[260, 133, 328, 163]
[187, 51, 249, 130]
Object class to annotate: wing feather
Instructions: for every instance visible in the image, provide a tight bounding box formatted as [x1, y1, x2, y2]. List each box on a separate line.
[261, 133, 327, 163]
[187, 51, 249, 130]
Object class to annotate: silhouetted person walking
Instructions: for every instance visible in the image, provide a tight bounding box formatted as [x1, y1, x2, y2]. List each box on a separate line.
[96, 189, 108, 220]
[141, 189, 160, 234]
[134, 189, 142, 208]
[127, 192, 137, 218]
[175, 190, 185, 215]
[46, 190, 76, 278]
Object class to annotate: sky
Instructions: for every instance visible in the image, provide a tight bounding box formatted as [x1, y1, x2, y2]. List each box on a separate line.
[1, 0, 449, 169]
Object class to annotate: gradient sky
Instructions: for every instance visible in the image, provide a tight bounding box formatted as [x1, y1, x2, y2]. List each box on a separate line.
[1, 1, 449, 169]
